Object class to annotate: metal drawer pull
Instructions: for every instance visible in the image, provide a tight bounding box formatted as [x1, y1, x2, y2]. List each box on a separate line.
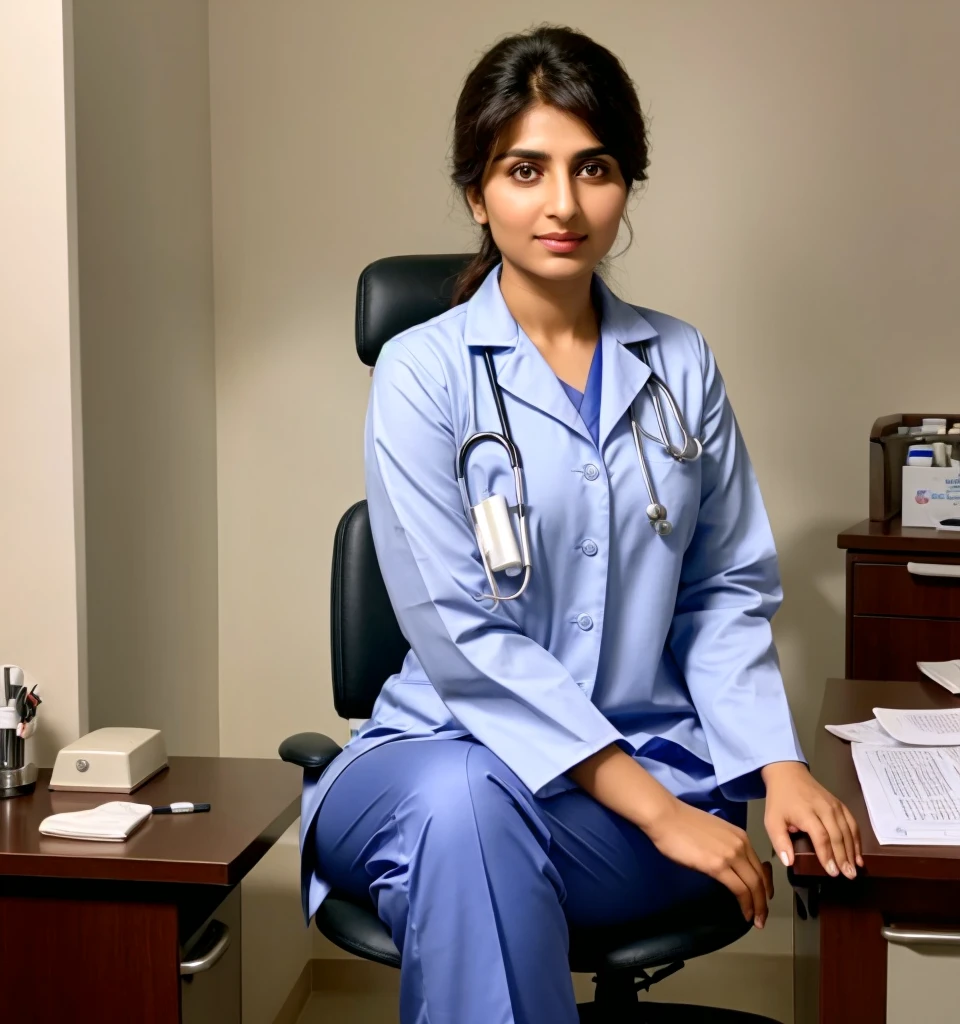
[907, 562, 960, 580]
[180, 919, 231, 976]
[882, 924, 960, 947]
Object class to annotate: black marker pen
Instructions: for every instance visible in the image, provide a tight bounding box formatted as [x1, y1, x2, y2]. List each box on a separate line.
[152, 802, 211, 814]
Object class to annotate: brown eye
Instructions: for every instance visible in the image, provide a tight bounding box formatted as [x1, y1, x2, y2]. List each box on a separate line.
[510, 163, 539, 182]
[579, 163, 607, 178]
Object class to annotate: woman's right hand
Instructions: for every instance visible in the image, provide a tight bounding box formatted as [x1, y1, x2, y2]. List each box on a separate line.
[570, 744, 772, 927]
[642, 797, 773, 928]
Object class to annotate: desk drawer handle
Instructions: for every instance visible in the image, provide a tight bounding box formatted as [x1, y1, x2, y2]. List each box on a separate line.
[907, 562, 960, 580]
[882, 924, 960, 947]
[180, 919, 231, 976]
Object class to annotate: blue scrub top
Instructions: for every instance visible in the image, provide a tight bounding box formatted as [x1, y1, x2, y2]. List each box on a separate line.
[557, 338, 603, 446]
[298, 262, 806, 922]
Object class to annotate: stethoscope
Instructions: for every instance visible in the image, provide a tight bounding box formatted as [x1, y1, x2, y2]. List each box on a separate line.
[457, 343, 702, 605]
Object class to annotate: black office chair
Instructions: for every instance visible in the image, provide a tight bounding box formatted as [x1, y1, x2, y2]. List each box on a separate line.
[279, 255, 782, 1023]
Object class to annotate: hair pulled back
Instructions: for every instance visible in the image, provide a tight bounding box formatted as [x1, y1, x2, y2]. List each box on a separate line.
[449, 23, 649, 306]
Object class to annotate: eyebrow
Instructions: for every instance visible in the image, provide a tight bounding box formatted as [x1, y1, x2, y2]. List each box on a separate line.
[490, 145, 610, 164]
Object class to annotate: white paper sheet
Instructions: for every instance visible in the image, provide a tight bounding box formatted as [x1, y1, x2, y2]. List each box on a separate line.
[824, 719, 903, 746]
[873, 707, 960, 746]
[918, 660, 960, 695]
[852, 744, 960, 845]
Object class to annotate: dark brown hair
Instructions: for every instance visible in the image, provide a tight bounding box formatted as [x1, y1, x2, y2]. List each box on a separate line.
[449, 24, 650, 306]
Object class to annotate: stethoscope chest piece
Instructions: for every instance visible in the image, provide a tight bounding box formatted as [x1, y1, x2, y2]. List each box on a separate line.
[645, 502, 673, 536]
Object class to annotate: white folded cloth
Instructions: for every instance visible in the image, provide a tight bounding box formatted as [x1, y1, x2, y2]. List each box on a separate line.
[38, 801, 152, 841]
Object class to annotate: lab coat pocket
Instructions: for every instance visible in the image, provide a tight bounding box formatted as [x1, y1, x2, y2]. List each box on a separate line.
[631, 397, 692, 464]
[638, 440, 685, 465]
[653, 455, 702, 539]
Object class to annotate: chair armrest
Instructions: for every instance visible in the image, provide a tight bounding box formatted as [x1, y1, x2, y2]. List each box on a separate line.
[278, 732, 343, 771]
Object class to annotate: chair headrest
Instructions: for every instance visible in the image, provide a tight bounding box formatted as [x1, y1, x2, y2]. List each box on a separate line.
[355, 254, 473, 366]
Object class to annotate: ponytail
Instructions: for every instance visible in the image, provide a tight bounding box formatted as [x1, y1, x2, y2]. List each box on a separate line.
[449, 227, 500, 307]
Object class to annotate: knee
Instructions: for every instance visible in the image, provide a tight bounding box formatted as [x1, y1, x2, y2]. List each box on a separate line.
[403, 743, 523, 853]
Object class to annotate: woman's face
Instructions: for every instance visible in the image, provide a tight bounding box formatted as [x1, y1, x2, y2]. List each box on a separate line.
[467, 102, 628, 283]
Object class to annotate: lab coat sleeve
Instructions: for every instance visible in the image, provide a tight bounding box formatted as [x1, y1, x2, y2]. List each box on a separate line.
[365, 339, 631, 798]
[668, 331, 806, 801]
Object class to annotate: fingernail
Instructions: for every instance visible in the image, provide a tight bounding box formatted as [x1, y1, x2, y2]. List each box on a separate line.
[779, 851, 790, 867]
[827, 860, 839, 877]
[755, 915, 766, 929]
[843, 862, 856, 880]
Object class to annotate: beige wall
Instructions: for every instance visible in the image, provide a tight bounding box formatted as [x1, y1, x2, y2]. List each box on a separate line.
[208, 0, 478, 758]
[73, 0, 220, 755]
[0, 1, 87, 764]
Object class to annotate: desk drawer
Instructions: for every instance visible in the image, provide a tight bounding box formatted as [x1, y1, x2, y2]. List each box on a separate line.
[851, 618, 960, 681]
[887, 925, 960, 1024]
[181, 887, 240, 1024]
[853, 560, 960, 619]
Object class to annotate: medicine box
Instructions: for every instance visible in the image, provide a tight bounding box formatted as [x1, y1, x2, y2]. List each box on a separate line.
[902, 467, 960, 528]
[868, 412, 960, 521]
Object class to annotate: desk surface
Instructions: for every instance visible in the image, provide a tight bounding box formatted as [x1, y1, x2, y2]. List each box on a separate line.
[0, 756, 301, 885]
[793, 678, 960, 880]
[837, 517, 960, 553]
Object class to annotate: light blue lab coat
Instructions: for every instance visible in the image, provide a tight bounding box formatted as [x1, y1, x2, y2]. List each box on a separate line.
[299, 261, 805, 922]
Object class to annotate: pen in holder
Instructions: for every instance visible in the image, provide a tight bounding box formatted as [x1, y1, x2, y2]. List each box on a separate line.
[1, 665, 39, 798]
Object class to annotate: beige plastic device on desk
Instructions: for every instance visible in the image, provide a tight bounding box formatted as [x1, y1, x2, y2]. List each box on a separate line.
[49, 727, 168, 792]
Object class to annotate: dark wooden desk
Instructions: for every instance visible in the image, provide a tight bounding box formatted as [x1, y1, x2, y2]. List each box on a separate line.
[839, 519, 960, 681]
[792, 678, 960, 1024]
[0, 756, 301, 1024]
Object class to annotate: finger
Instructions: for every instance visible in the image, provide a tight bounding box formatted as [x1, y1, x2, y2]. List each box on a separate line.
[802, 816, 840, 878]
[829, 802, 858, 878]
[762, 860, 775, 899]
[766, 819, 795, 869]
[818, 804, 854, 878]
[717, 867, 754, 923]
[734, 855, 768, 927]
[841, 803, 864, 868]
[743, 837, 773, 901]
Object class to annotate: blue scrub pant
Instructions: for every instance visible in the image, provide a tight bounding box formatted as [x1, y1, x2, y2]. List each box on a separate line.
[313, 738, 743, 1024]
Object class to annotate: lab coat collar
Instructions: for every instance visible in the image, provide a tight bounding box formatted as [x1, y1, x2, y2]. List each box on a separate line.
[464, 261, 659, 450]
[463, 260, 659, 350]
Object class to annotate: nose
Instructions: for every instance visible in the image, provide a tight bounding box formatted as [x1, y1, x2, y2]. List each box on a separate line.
[543, 170, 579, 223]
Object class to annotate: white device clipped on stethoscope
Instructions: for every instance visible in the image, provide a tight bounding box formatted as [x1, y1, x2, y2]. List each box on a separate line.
[457, 350, 534, 606]
[457, 344, 701, 606]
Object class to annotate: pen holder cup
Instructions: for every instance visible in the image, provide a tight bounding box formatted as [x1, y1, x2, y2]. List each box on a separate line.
[869, 413, 960, 521]
[0, 699, 38, 799]
[0, 729, 25, 771]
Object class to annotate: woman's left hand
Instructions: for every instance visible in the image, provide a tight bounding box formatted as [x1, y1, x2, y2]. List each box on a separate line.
[760, 761, 863, 880]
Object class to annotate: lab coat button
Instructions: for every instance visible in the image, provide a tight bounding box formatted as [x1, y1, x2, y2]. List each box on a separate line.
[577, 614, 594, 631]
[581, 539, 598, 557]
[583, 463, 600, 481]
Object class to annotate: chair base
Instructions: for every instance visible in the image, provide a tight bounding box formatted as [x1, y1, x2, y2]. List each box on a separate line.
[577, 998, 782, 1022]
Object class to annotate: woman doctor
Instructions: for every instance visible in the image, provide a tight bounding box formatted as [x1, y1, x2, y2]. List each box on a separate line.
[300, 24, 861, 1024]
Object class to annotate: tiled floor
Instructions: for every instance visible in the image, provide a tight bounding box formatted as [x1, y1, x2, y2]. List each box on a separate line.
[296, 951, 792, 1023]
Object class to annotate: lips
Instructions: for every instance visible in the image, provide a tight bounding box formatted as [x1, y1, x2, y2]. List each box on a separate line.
[536, 234, 586, 253]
